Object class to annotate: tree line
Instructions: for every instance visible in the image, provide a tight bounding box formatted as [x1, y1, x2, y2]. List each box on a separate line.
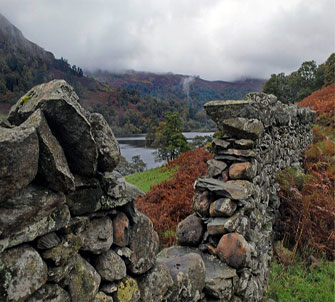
[263, 53, 334, 103]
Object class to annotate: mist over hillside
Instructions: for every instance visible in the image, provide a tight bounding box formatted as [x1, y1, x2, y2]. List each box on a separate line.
[0, 13, 265, 135]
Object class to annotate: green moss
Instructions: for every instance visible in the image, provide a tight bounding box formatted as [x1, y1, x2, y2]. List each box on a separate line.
[20, 95, 30, 105]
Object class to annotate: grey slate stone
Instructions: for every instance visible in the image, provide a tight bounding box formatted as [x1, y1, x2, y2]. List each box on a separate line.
[0, 126, 39, 203]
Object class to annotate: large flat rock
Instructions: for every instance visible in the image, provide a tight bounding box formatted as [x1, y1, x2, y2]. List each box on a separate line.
[0, 204, 70, 253]
[0, 185, 65, 239]
[194, 177, 248, 200]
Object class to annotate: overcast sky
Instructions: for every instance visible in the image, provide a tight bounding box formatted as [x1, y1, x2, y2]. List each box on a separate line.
[1, 0, 334, 81]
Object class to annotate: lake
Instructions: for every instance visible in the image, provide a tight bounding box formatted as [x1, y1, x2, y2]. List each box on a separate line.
[117, 132, 214, 170]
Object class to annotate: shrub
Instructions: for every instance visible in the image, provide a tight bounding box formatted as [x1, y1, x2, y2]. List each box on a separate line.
[136, 147, 213, 246]
[275, 85, 335, 260]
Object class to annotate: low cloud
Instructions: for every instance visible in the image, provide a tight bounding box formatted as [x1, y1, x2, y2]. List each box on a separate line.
[1, 0, 333, 81]
[181, 76, 195, 103]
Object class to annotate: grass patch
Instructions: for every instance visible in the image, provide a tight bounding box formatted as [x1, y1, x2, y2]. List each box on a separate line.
[0, 114, 7, 119]
[267, 259, 335, 302]
[125, 165, 178, 193]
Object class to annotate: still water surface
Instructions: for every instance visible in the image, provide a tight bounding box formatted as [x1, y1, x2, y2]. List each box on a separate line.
[117, 132, 214, 170]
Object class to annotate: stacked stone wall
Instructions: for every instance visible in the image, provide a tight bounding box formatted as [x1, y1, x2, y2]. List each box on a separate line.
[0, 80, 315, 302]
[0, 80, 164, 302]
[171, 93, 315, 301]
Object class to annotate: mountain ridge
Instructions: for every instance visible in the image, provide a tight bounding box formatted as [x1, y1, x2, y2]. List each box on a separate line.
[0, 13, 264, 135]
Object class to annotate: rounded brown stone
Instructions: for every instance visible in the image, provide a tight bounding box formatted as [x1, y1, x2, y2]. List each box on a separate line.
[193, 191, 211, 216]
[229, 162, 251, 180]
[176, 214, 204, 246]
[113, 212, 129, 247]
[210, 233, 250, 269]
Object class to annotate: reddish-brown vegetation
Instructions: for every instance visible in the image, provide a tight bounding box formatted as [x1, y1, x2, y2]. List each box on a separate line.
[298, 83, 335, 127]
[136, 147, 213, 246]
[276, 85, 335, 259]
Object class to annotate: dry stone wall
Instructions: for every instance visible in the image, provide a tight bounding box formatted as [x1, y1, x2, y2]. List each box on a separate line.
[171, 93, 315, 301]
[0, 80, 315, 302]
[0, 80, 163, 302]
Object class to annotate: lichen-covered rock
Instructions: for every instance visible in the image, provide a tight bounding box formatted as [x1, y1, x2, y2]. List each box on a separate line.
[193, 191, 211, 217]
[234, 139, 255, 149]
[47, 256, 77, 283]
[0, 204, 70, 253]
[208, 233, 251, 269]
[62, 254, 101, 302]
[158, 253, 206, 302]
[226, 180, 257, 199]
[0, 117, 12, 128]
[36, 232, 61, 250]
[100, 171, 127, 198]
[195, 177, 248, 200]
[95, 249, 127, 281]
[209, 198, 237, 217]
[220, 118, 264, 140]
[201, 252, 235, 301]
[218, 148, 255, 158]
[89, 112, 121, 172]
[204, 99, 251, 121]
[8, 79, 98, 176]
[0, 126, 39, 203]
[80, 217, 114, 254]
[114, 246, 133, 260]
[99, 172, 144, 210]
[66, 175, 102, 215]
[176, 214, 204, 246]
[207, 159, 227, 177]
[95, 291, 114, 302]
[20, 109, 75, 192]
[137, 261, 173, 302]
[206, 211, 243, 235]
[0, 185, 65, 239]
[100, 283, 118, 295]
[26, 283, 71, 302]
[113, 212, 129, 247]
[128, 212, 159, 274]
[211, 138, 230, 150]
[42, 233, 82, 266]
[60, 216, 90, 235]
[113, 277, 140, 302]
[0, 245, 47, 302]
[157, 246, 236, 302]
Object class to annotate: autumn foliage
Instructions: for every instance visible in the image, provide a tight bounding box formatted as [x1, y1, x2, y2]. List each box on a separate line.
[276, 84, 335, 259]
[298, 83, 335, 128]
[136, 147, 213, 246]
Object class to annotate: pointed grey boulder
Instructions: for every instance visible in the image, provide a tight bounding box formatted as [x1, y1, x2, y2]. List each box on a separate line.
[89, 112, 121, 172]
[20, 109, 75, 192]
[8, 80, 98, 176]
